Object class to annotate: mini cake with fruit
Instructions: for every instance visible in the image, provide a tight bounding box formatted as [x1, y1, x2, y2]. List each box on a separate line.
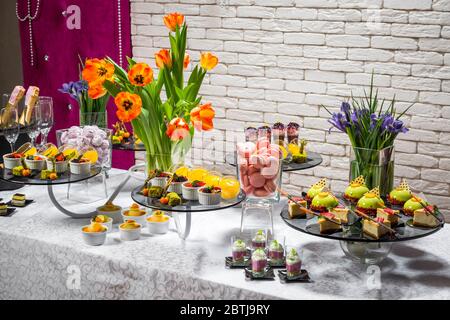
[311, 191, 339, 212]
[388, 179, 412, 206]
[403, 196, 428, 216]
[362, 217, 391, 240]
[376, 207, 399, 226]
[251, 248, 267, 277]
[145, 186, 163, 198]
[318, 212, 342, 234]
[24, 155, 46, 170]
[40, 169, 58, 180]
[286, 248, 302, 278]
[288, 196, 307, 219]
[2, 152, 24, 169]
[11, 193, 26, 207]
[198, 186, 222, 205]
[413, 206, 440, 228]
[344, 175, 369, 203]
[268, 240, 284, 265]
[291, 139, 308, 164]
[12, 164, 31, 177]
[356, 187, 385, 216]
[182, 180, 206, 201]
[252, 230, 266, 249]
[231, 239, 247, 263]
[167, 173, 188, 194]
[305, 178, 327, 203]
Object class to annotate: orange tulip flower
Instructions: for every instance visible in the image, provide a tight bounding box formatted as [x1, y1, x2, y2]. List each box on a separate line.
[128, 62, 154, 86]
[114, 92, 142, 122]
[88, 83, 107, 99]
[183, 54, 190, 69]
[82, 58, 114, 86]
[163, 12, 184, 32]
[166, 117, 190, 141]
[200, 52, 218, 71]
[155, 49, 172, 69]
[190, 102, 215, 131]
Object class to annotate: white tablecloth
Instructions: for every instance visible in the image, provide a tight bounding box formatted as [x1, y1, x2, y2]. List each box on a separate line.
[1, 169, 449, 300]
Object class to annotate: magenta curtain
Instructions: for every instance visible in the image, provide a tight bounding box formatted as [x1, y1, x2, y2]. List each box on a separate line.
[17, 0, 134, 169]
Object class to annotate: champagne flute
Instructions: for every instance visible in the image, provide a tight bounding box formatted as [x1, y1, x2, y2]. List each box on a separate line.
[0, 107, 20, 153]
[27, 104, 41, 146]
[38, 97, 54, 146]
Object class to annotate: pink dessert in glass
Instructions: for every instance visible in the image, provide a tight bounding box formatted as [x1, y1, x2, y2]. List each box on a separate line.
[257, 125, 272, 142]
[272, 122, 285, 145]
[251, 248, 267, 276]
[251, 230, 266, 249]
[286, 248, 302, 278]
[287, 122, 300, 144]
[244, 127, 258, 143]
[268, 240, 284, 264]
[232, 239, 247, 262]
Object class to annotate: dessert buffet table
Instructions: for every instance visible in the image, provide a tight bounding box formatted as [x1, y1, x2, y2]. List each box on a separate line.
[0, 169, 449, 300]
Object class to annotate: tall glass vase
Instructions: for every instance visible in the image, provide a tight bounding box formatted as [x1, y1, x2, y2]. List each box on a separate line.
[80, 111, 107, 128]
[349, 146, 395, 197]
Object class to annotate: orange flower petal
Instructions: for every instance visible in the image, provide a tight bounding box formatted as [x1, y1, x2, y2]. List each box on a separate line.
[155, 49, 172, 69]
[128, 62, 153, 86]
[163, 12, 184, 32]
[114, 92, 142, 122]
[200, 52, 218, 71]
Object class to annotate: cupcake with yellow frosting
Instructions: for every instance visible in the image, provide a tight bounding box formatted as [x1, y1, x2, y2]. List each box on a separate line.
[146, 210, 170, 234]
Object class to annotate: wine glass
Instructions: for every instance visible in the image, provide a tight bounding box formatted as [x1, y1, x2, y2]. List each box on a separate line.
[38, 96, 53, 146]
[27, 104, 41, 146]
[0, 106, 20, 153]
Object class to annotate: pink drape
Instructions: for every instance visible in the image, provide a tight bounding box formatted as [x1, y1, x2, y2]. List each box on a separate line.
[17, 0, 134, 169]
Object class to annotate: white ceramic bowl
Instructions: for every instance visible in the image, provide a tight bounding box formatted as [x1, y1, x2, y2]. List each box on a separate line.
[91, 216, 113, 233]
[24, 156, 47, 170]
[46, 160, 68, 173]
[198, 188, 222, 205]
[182, 183, 202, 200]
[121, 208, 148, 226]
[69, 160, 91, 175]
[151, 176, 168, 188]
[81, 226, 107, 246]
[147, 218, 170, 234]
[3, 154, 22, 169]
[96, 205, 123, 224]
[167, 181, 183, 194]
[119, 224, 141, 241]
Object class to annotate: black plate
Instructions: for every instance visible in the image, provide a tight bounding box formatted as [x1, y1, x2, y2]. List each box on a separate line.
[278, 269, 311, 283]
[244, 267, 275, 281]
[6, 199, 34, 208]
[0, 207, 17, 217]
[0, 166, 102, 186]
[131, 185, 246, 213]
[225, 151, 323, 172]
[225, 256, 250, 269]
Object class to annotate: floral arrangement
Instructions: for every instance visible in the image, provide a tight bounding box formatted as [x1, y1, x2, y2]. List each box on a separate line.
[325, 74, 411, 194]
[59, 58, 111, 127]
[81, 12, 217, 171]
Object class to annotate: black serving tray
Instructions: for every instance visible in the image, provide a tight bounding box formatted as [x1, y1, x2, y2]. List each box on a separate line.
[278, 269, 311, 283]
[0, 207, 17, 217]
[6, 199, 34, 208]
[244, 267, 275, 281]
[225, 256, 250, 269]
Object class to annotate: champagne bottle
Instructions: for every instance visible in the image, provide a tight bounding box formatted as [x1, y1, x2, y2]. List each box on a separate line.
[19, 86, 40, 125]
[0, 85, 26, 125]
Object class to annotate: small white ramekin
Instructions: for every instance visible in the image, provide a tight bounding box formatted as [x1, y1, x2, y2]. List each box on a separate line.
[91, 217, 113, 233]
[167, 181, 183, 194]
[46, 160, 68, 173]
[69, 160, 91, 175]
[151, 176, 168, 188]
[24, 156, 47, 170]
[182, 183, 201, 200]
[96, 205, 122, 224]
[198, 188, 222, 205]
[3, 154, 22, 169]
[147, 218, 170, 234]
[81, 226, 107, 246]
[119, 224, 141, 241]
[121, 208, 148, 226]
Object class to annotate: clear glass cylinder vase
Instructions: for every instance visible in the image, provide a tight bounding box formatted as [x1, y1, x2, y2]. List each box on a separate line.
[79, 111, 107, 128]
[349, 146, 395, 197]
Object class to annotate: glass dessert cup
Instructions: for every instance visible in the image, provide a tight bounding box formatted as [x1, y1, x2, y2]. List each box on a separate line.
[231, 236, 248, 264]
[285, 245, 302, 278]
[251, 248, 268, 277]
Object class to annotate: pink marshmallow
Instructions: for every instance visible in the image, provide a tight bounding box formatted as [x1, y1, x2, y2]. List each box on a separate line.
[241, 174, 250, 187]
[254, 188, 270, 197]
[248, 165, 258, 175]
[264, 179, 277, 193]
[238, 158, 248, 174]
[257, 138, 270, 150]
[237, 142, 256, 158]
[243, 185, 254, 195]
[249, 154, 266, 169]
[249, 172, 265, 188]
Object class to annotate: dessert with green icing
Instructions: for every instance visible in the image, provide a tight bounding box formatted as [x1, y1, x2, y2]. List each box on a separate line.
[403, 196, 428, 216]
[356, 187, 385, 216]
[344, 175, 369, 203]
[311, 191, 339, 212]
[305, 178, 327, 203]
[388, 178, 412, 206]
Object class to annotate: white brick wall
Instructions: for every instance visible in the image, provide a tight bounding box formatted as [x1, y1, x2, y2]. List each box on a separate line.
[131, 0, 450, 219]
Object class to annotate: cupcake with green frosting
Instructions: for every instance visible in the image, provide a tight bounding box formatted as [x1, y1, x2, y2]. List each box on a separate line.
[403, 196, 428, 216]
[344, 175, 369, 203]
[356, 187, 385, 216]
[388, 178, 412, 206]
[311, 191, 339, 212]
[305, 178, 327, 203]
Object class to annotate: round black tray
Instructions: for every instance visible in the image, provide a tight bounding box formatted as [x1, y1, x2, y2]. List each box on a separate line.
[280, 201, 445, 243]
[225, 151, 323, 172]
[0, 166, 102, 186]
[131, 185, 246, 213]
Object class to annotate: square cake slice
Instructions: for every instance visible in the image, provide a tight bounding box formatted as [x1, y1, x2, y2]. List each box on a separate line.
[11, 193, 26, 207]
[413, 208, 439, 228]
[331, 207, 349, 224]
[376, 207, 399, 226]
[0, 202, 7, 215]
[318, 212, 342, 234]
[363, 218, 391, 239]
[288, 197, 307, 219]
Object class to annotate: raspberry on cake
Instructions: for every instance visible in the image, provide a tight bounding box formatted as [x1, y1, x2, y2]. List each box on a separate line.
[376, 207, 399, 226]
[343, 175, 369, 203]
[413, 206, 440, 228]
[288, 197, 307, 219]
[363, 217, 391, 240]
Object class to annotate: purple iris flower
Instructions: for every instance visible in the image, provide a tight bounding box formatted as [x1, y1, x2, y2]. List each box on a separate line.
[370, 113, 378, 129]
[328, 112, 349, 133]
[59, 80, 88, 100]
[341, 102, 351, 114]
[391, 119, 408, 133]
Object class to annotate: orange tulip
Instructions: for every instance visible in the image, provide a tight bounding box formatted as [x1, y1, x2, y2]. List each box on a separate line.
[190, 102, 215, 131]
[163, 12, 184, 32]
[183, 54, 190, 69]
[114, 92, 142, 122]
[88, 83, 107, 99]
[200, 52, 218, 71]
[155, 49, 172, 69]
[166, 117, 190, 141]
[82, 58, 114, 86]
[128, 63, 153, 86]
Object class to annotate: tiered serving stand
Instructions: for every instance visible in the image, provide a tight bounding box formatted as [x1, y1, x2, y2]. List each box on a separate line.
[280, 195, 445, 263]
